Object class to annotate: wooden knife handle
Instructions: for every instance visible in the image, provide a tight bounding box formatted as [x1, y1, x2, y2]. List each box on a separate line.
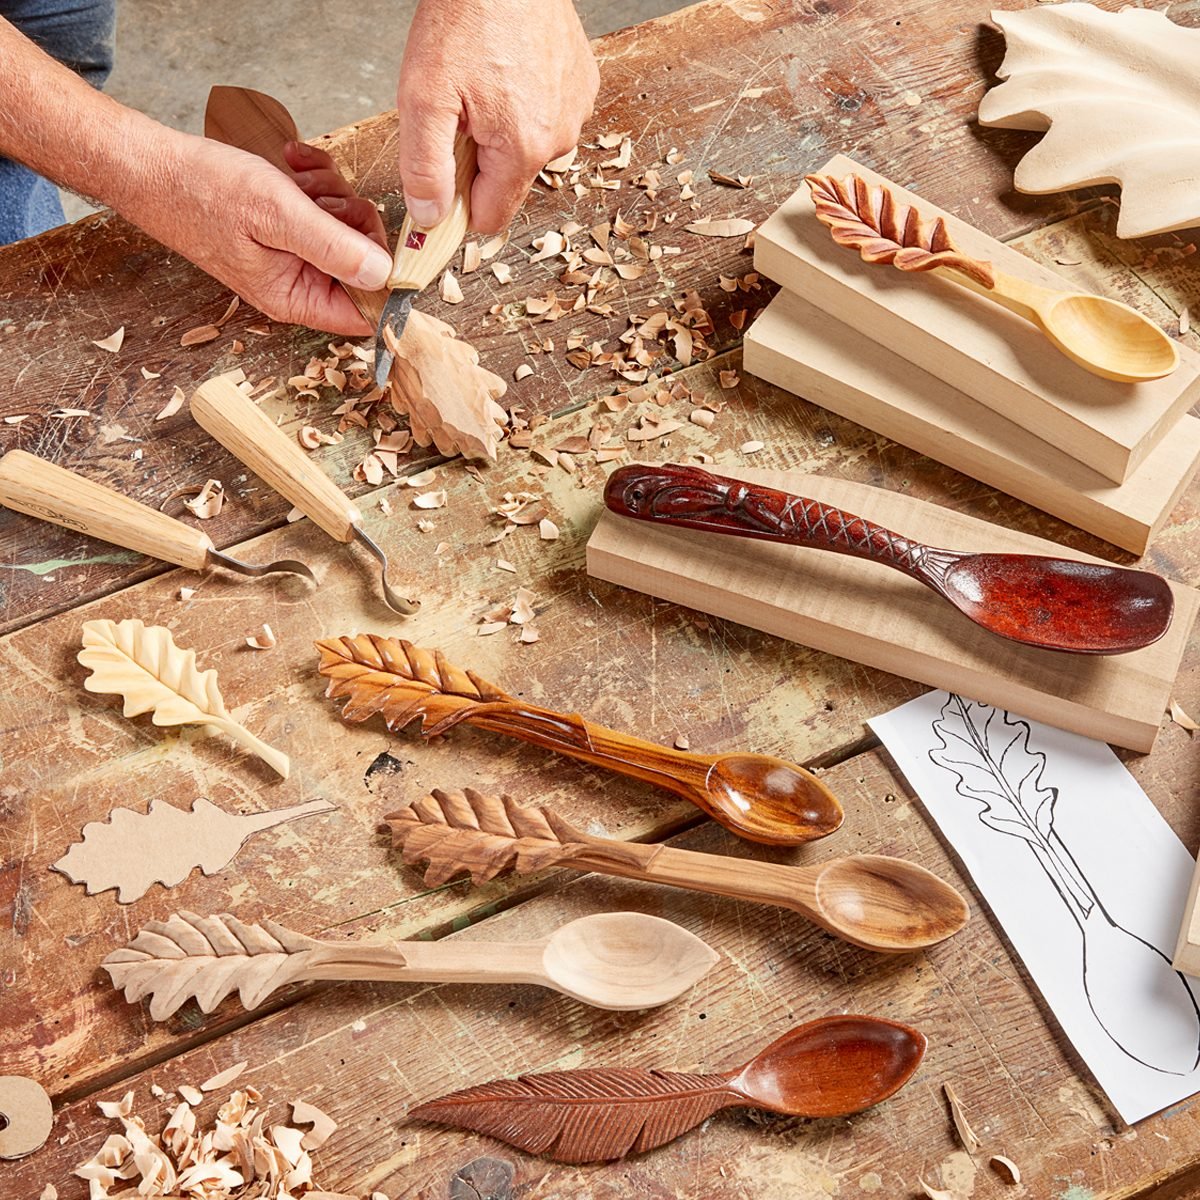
[604, 463, 927, 577]
[0, 449, 213, 570]
[387, 130, 477, 291]
[190, 376, 361, 543]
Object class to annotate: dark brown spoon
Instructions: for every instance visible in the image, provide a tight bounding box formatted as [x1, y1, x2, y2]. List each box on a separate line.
[410, 1015, 926, 1162]
[605, 463, 1173, 656]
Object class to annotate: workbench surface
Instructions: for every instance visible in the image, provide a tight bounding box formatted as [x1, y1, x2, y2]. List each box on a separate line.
[3, 1, 1200, 1197]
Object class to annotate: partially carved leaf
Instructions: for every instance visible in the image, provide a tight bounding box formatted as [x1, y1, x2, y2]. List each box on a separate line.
[979, 5, 1200, 238]
[805, 173, 996, 289]
[384, 787, 652, 886]
[79, 618, 289, 778]
[315, 635, 515, 737]
[102, 910, 326, 1019]
[411, 1065, 738, 1163]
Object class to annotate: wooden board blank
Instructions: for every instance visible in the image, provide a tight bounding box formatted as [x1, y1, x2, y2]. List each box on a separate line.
[586, 468, 1198, 754]
[754, 154, 1200, 485]
[743, 289, 1200, 555]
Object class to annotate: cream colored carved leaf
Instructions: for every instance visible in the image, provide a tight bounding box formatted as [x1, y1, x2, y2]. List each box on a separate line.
[79, 618, 289, 778]
[978, 4, 1200, 238]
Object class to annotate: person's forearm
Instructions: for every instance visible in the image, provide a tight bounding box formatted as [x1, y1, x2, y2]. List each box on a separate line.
[0, 17, 178, 220]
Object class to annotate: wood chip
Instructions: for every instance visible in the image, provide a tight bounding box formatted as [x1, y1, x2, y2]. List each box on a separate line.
[1181, 307, 1190, 336]
[917, 1181, 955, 1200]
[405, 468, 438, 488]
[719, 369, 740, 389]
[740, 440, 765, 454]
[140, 366, 161, 380]
[514, 363, 534, 381]
[39, 1185, 56, 1200]
[3, 414, 29, 424]
[441, 270, 464, 304]
[729, 308, 748, 331]
[462, 241, 482, 274]
[180, 324, 222, 347]
[496, 559, 517, 573]
[943, 1082, 982, 1154]
[684, 217, 756, 237]
[92, 326, 125, 353]
[245, 624, 276, 651]
[201, 1061, 248, 1091]
[510, 587, 537, 625]
[97, 1090, 134, 1118]
[215, 295, 241, 327]
[479, 233, 508, 261]
[182, 479, 225, 519]
[178, 1084, 204, 1106]
[52, 408, 92, 418]
[178, 587, 197, 602]
[538, 518, 559, 540]
[155, 386, 185, 421]
[413, 489, 447, 510]
[1170, 699, 1199, 732]
[674, 734, 690, 750]
[690, 408, 716, 429]
[491, 262, 513, 285]
[519, 625, 540, 644]
[708, 171, 750, 188]
[291, 1100, 337, 1150]
[989, 1155, 1021, 1185]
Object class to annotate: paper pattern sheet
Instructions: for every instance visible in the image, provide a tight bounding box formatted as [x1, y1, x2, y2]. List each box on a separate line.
[870, 691, 1200, 1124]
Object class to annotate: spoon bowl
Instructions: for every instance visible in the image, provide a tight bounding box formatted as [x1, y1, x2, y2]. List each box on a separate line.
[728, 1015, 927, 1116]
[940, 553, 1174, 654]
[1041, 293, 1179, 383]
[701, 753, 845, 843]
[811, 855, 970, 950]
[541, 912, 720, 1010]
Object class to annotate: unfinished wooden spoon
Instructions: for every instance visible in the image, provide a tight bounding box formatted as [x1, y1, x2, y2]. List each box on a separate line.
[102, 909, 718, 1018]
[386, 788, 969, 953]
[806, 172, 1178, 383]
[604, 463, 1174, 655]
[315, 636, 843, 845]
[411, 1014, 926, 1162]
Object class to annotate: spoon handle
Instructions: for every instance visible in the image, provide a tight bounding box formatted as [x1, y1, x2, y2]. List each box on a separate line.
[934, 264, 1060, 327]
[298, 938, 548, 989]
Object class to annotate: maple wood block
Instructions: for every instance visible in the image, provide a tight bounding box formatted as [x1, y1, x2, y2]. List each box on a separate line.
[743, 289, 1200, 555]
[586, 468, 1198, 754]
[754, 154, 1200, 484]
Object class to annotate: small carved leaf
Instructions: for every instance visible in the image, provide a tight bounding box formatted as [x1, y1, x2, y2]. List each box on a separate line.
[102, 910, 324, 1019]
[805, 173, 996, 289]
[411, 1066, 737, 1163]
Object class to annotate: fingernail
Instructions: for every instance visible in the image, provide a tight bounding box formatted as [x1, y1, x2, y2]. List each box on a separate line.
[348, 243, 393, 290]
[291, 141, 316, 161]
[317, 195, 347, 212]
[405, 196, 443, 227]
[292, 170, 314, 188]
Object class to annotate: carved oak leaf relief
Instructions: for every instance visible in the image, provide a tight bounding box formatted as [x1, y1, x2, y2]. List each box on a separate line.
[978, 4, 1200, 238]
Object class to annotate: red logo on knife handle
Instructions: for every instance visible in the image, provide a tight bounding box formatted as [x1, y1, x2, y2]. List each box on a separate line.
[404, 230, 428, 251]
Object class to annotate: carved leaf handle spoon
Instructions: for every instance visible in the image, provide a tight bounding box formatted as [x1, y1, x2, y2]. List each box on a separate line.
[604, 463, 1173, 656]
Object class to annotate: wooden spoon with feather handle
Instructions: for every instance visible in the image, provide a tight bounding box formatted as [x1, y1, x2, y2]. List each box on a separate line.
[315, 636, 844, 846]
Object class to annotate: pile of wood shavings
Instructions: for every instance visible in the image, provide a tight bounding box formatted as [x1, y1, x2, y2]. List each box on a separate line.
[71, 1076, 363, 1200]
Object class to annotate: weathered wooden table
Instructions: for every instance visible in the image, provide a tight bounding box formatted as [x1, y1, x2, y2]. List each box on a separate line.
[4, 1, 1200, 1196]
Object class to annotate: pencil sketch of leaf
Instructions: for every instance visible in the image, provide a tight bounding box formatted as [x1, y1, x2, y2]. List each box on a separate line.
[410, 1065, 735, 1162]
[79, 618, 289, 777]
[929, 694, 1055, 849]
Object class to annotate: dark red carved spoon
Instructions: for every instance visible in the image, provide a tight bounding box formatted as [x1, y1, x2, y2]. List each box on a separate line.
[605, 463, 1173, 655]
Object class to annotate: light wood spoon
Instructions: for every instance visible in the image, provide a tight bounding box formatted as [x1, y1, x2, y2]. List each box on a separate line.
[102, 910, 719, 1019]
[387, 788, 971, 953]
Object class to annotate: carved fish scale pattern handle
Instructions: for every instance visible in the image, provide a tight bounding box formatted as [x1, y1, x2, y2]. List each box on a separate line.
[769, 494, 928, 571]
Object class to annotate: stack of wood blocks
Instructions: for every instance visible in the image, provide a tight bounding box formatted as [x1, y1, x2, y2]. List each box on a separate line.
[743, 154, 1200, 556]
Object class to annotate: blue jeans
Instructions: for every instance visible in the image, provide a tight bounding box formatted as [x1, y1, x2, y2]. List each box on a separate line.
[0, 0, 116, 244]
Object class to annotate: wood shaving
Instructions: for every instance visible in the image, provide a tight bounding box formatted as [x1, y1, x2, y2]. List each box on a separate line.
[1169, 699, 1199, 732]
[478, 621, 508, 636]
[729, 309, 747, 331]
[178, 587, 196, 602]
[479, 234, 508, 261]
[708, 171, 752, 188]
[989, 1155, 1021, 1185]
[3, 414, 29, 424]
[462, 242, 481, 274]
[141, 367, 162, 380]
[544, 146, 578, 173]
[943, 1081, 982, 1154]
[413, 489, 447, 510]
[684, 217, 756, 237]
[917, 1181, 955, 1200]
[496, 559, 516, 573]
[690, 408, 716, 429]
[405, 468, 438, 488]
[519, 625, 540, 644]
[93, 327, 125, 353]
[719, 369, 740, 389]
[539, 518, 559, 540]
[627, 417, 685, 441]
[740, 440, 765, 454]
[181, 324, 222, 347]
[215, 296, 241, 327]
[182, 479, 225, 519]
[201, 1062, 248, 1093]
[1181, 307, 1190, 336]
[52, 408, 92, 418]
[298, 426, 323, 450]
[514, 363, 534, 381]
[491, 262, 513, 285]
[440, 270, 464, 304]
[674, 734, 690, 750]
[417, 518, 435, 533]
[98, 1091, 135, 1118]
[245, 624, 276, 651]
[156, 386, 186, 421]
[39, 1186, 57, 1199]
[178, 1084, 204, 1106]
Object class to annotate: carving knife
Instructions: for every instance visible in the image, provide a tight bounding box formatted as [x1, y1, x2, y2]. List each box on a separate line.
[374, 130, 478, 388]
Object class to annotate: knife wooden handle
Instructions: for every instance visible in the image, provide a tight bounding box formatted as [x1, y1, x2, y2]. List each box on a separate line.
[190, 376, 362, 543]
[0, 449, 214, 570]
[387, 129, 477, 291]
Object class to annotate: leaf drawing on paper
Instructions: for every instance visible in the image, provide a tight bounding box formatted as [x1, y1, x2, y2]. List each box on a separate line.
[410, 1064, 737, 1163]
[930, 695, 1200, 1075]
[52, 797, 336, 903]
[79, 618, 289, 778]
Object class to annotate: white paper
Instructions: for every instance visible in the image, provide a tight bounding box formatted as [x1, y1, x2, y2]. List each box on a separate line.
[870, 690, 1200, 1124]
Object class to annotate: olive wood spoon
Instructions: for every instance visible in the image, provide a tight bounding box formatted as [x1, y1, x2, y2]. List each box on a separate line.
[411, 1015, 927, 1162]
[316, 635, 844, 845]
[102, 910, 718, 1020]
[604, 463, 1174, 655]
[388, 788, 969, 953]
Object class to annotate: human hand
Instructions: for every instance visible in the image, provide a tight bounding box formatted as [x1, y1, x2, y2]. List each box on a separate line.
[122, 130, 393, 335]
[395, 0, 599, 233]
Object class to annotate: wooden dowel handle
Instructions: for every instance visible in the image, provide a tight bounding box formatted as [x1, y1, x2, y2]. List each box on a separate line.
[0, 449, 213, 570]
[190, 376, 361, 543]
[387, 130, 477, 291]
